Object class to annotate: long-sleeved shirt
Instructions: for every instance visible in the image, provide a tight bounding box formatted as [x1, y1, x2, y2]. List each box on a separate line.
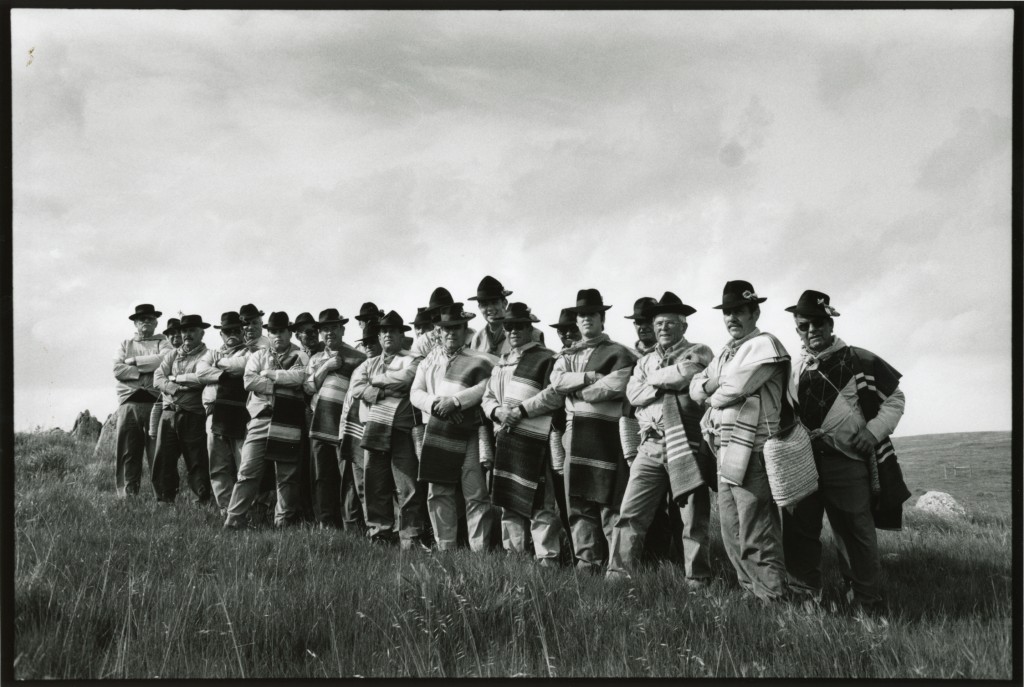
[481, 342, 563, 424]
[196, 344, 250, 413]
[549, 336, 635, 422]
[153, 344, 210, 416]
[113, 334, 172, 405]
[410, 346, 495, 421]
[349, 350, 420, 428]
[627, 338, 714, 437]
[244, 347, 308, 419]
[409, 327, 476, 360]
[470, 326, 545, 357]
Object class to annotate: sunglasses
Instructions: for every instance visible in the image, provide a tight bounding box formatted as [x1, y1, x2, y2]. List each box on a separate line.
[220, 327, 242, 336]
[502, 323, 529, 332]
[796, 319, 827, 332]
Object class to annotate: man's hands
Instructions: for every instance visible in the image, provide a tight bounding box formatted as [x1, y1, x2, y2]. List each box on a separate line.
[494, 405, 524, 428]
[851, 427, 878, 455]
[125, 357, 137, 366]
[432, 397, 464, 423]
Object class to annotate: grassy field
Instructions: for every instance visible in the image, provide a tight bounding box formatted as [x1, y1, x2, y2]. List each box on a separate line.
[11, 430, 1015, 679]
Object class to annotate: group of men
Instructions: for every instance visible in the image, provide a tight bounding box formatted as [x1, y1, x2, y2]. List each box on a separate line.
[112, 276, 907, 608]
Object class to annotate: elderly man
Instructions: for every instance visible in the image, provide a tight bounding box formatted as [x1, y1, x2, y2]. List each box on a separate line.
[303, 308, 367, 530]
[152, 314, 214, 505]
[550, 289, 637, 572]
[113, 304, 172, 497]
[467, 275, 545, 355]
[196, 312, 251, 515]
[481, 303, 565, 565]
[690, 280, 790, 602]
[411, 303, 496, 552]
[783, 290, 908, 609]
[147, 316, 183, 471]
[224, 312, 308, 528]
[349, 311, 429, 549]
[607, 292, 714, 585]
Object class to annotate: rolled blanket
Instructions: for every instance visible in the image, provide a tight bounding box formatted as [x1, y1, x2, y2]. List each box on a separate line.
[418, 416, 474, 484]
[662, 392, 706, 500]
[210, 374, 248, 439]
[549, 428, 566, 474]
[619, 416, 640, 462]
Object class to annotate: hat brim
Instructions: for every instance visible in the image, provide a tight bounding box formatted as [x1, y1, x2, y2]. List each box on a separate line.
[130, 311, 163, 321]
[712, 297, 767, 310]
[784, 305, 838, 317]
[162, 328, 179, 335]
[549, 322, 579, 329]
[494, 314, 540, 324]
[437, 317, 476, 327]
[646, 304, 697, 317]
[379, 324, 413, 332]
[213, 324, 244, 330]
[467, 290, 513, 302]
[354, 314, 382, 322]
[181, 323, 211, 329]
[568, 305, 612, 315]
[314, 318, 350, 327]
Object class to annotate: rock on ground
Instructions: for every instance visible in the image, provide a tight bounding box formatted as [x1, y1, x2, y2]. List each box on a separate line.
[914, 490, 967, 519]
[93, 412, 117, 461]
[71, 410, 103, 443]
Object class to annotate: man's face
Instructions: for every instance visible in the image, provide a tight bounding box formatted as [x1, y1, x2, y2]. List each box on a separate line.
[295, 323, 318, 350]
[379, 326, 404, 355]
[478, 298, 507, 326]
[653, 314, 687, 348]
[557, 326, 581, 349]
[722, 305, 758, 341]
[220, 326, 243, 348]
[577, 312, 604, 339]
[795, 315, 834, 353]
[319, 322, 344, 349]
[267, 327, 291, 353]
[504, 322, 532, 349]
[414, 322, 434, 338]
[440, 324, 466, 353]
[242, 316, 263, 343]
[633, 318, 655, 346]
[362, 338, 383, 357]
[168, 331, 183, 348]
[180, 326, 204, 350]
[134, 316, 157, 338]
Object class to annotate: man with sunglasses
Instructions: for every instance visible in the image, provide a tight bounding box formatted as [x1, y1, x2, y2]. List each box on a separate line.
[690, 280, 790, 603]
[782, 290, 906, 611]
[467, 276, 545, 356]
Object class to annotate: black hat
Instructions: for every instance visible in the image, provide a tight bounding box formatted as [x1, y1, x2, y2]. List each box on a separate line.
[290, 312, 317, 332]
[624, 297, 658, 321]
[238, 303, 264, 322]
[129, 304, 162, 321]
[378, 310, 412, 332]
[646, 291, 697, 317]
[263, 312, 292, 331]
[214, 312, 245, 330]
[315, 308, 349, 327]
[425, 287, 455, 314]
[162, 317, 181, 335]
[785, 290, 841, 318]
[493, 302, 540, 324]
[549, 308, 580, 330]
[358, 322, 382, 345]
[413, 307, 433, 328]
[568, 288, 612, 315]
[435, 303, 477, 327]
[712, 280, 768, 310]
[467, 275, 512, 302]
[178, 314, 211, 330]
[355, 301, 385, 322]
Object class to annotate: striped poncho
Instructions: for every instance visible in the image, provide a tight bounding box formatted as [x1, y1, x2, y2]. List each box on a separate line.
[309, 344, 366, 444]
[356, 350, 418, 452]
[263, 350, 306, 463]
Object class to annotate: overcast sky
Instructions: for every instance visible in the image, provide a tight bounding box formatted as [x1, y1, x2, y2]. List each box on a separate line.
[11, 9, 1013, 437]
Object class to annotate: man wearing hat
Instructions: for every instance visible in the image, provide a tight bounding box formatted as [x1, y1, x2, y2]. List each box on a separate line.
[481, 303, 566, 565]
[413, 307, 434, 340]
[411, 303, 496, 552]
[152, 314, 215, 505]
[549, 289, 638, 572]
[349, 311, 429, 548]
[196, 312, 254, 515]
[468, 276, 545, 356]
[546, 308, 582, 541]
[783, 290, 907, 609]
[608, 292, 715, 585]
[625, 297, 659, 358]
[690, 280, 790, 602]
[303, 308, 368, 529]
[291, 311, 322, 522]
[113, 304, 173, 497]
[238, 303, 271, 350]
[147, 316, 183, 470]
[353, 302, 385, 355]
[550, 308, 582, 351]
[410, 287, 476, 361]
[224, 312, 309, 528]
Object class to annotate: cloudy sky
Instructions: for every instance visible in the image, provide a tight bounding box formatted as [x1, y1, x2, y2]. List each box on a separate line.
[11, 9, 1013, 437]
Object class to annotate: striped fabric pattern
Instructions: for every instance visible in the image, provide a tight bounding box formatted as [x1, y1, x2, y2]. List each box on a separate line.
[338, 393, 364, 463]
[662, 391, 706, 499]
[360, 395, 404, 452]
[311, 346, 366, 443]
[264, 351, 305, 463]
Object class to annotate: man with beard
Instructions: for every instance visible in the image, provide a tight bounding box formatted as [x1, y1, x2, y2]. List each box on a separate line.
[304, 309, 367, 530]
[225, 312, 308, 528]
[113, 304, 172, 497]
[549, 289, 637, 573]
[152, 314, 214, 505]
[196, 312, 252, 516]
[467, 276, 545, 356]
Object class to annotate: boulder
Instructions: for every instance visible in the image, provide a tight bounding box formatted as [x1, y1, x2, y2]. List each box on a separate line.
[93, 412, 117, 461]
[914, 491, 967, 520]
[70, 410, 103, 443]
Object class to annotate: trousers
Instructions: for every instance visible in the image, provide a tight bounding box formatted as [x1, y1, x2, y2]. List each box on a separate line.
[152, 408, 212, 504]
[426, 436, 492, 551]
[114, 400, 155, 496]
[224, 416, 301, 527]
[363, 427, 428, 541]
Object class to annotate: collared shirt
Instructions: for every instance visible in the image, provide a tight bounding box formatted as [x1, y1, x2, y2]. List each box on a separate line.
[113, 334, 172, 405]
[470, 326, 545, 357]
[244, 346, 308, 419]
[349, 349, 420, 428]
[153, 343, 210, 416]
[410, 327, 476, 360]
[549, 334, 636, 421]
[481, 342, 563, 421]
[626, 337, 714, 437]
[410, 345, 495, 421]
[196, 344, 250, 413]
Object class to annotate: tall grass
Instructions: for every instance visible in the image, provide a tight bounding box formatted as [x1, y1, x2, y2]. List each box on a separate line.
[13, 431, 1014, 678]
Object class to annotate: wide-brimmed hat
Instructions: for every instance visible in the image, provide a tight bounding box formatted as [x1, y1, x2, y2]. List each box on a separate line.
[568, 288, 612, 314]
[290, 311, 317, 332]
[314, 308, 349, 327]
[646, 291, 697, 318]
[493, 302, 540, 325]
[355, 301, 385, 322]
[213, 312, 245, 330]
[785, 289, 841, 318]
[162, 317, 181, 335]
[238, 303, 265, 322]
[712, 280, 768, 310]
[435, 303, 477, 327]
[467, 275, 512, 302]
[177, 314, 211, 330]
[425, 287, 455, 314]
[358, 322, 382, 345]
[263, 311, 292, 331]
[129, 304, 162, 321]
[549, 308, 580, 330]
[624, 297, 658, 321]
[378, 310, 412, 332]
[413, 307, 433, 328]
